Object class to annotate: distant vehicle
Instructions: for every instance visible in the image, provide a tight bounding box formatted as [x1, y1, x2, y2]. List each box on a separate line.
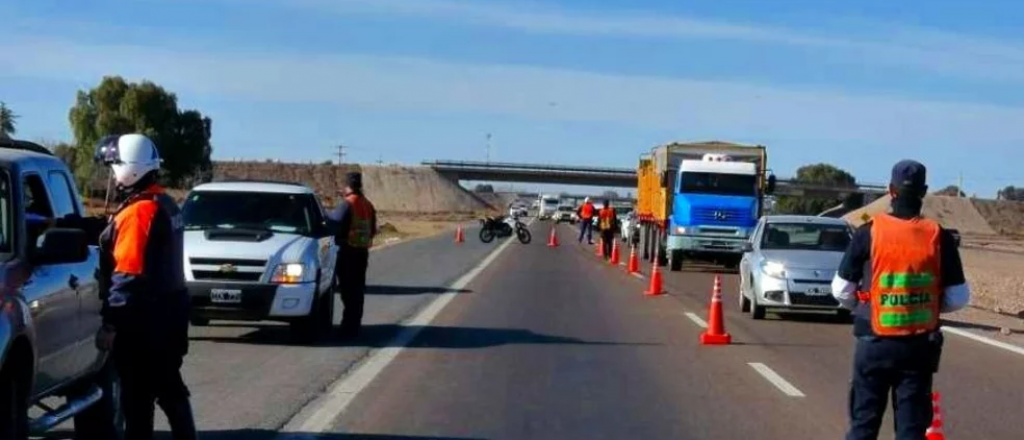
[620, 210, 639, 244]
[181, 181, 339, 342]
[738, 215, 853, 320]
[0, 139, 121, 439]
[636, 142, 776, 272]
[538, 194, 559, 220]
[508, 203, 528, 218]
[554, 205, 576, 223]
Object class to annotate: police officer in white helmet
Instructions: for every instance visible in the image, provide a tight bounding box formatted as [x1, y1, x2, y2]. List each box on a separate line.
[94, 134, 197, 440]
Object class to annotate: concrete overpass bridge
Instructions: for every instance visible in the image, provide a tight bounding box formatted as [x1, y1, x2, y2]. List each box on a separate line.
[425, 160, 887, 207]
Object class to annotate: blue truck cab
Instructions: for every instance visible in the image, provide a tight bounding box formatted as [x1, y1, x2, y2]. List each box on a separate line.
[666, 154, 769, 270]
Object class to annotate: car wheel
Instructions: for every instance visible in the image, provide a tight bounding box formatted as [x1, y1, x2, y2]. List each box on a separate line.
[73, 359, 124, 440]
[837, 309, 852, 322]
[739, 288, 751, 313]
[291, 276, 334, 343]
[749, 295, 766, 320]
[0, 361, 28, 440]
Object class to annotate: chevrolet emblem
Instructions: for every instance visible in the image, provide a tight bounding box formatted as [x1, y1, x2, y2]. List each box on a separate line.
[219, 264, 237, 273]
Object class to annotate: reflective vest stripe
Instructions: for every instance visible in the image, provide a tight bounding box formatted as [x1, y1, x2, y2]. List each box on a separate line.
[877, 272, 935, 289]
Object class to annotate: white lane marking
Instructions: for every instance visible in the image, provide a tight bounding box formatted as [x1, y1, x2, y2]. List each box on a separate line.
[277, 234, 519, 436]
[630, 273, 645, 279]
[748, 362, 806, 397]
[684, 312, 708, 328]
[943, 326, 1024, 358]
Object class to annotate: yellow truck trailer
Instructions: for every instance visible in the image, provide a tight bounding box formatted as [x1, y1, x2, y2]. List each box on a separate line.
[636, 141, 776, 271]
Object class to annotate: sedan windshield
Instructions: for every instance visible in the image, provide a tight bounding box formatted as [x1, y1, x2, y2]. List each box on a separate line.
[182, 191, 320, 235]
[761, 223, 851, 251]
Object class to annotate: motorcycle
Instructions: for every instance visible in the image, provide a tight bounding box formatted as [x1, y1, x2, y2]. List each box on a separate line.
[479, 214, 532, 244]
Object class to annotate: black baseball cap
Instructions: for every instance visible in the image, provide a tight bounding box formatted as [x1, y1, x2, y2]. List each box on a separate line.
[345, 172, 363, 190]
[890, 159, 927, 190]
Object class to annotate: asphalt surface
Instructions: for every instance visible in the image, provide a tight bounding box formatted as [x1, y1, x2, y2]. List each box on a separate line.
[45, 221, 1021, 439]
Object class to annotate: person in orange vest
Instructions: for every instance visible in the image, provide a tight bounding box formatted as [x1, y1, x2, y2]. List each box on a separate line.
[576, 197, 595, 244]
[597, 200, 617, 259]
[330, 172, 378, 339]
[831, 160, 970, 440]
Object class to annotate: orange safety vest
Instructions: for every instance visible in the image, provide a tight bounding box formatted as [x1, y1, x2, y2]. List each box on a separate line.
[345, 194, 375, 248]
[867, 214, 942, 336]
[580, 203, 594, 220]
[598, 207, 615, 231]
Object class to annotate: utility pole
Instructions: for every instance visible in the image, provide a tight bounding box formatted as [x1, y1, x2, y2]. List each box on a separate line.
[336, 144, 346, 165]
[958, 172, 964, 198]
[377, 153, 384, 166]
[485, 133, 492, 163]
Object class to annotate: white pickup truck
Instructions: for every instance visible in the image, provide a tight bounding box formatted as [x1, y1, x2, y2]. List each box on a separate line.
[180, 181, 338, 342]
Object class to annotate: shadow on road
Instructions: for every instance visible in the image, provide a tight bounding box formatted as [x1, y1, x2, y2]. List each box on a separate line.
[40, 430, 485, 440]
[190, 323, 655, 349]
[942, 318, 1024, 333]
[769, 311, 852, 325]
[364, 285, 473, 296]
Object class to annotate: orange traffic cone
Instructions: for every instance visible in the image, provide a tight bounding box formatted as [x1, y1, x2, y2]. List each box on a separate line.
[610, 240, 620, 265]
[700, 275, 732, 345]
[627, 244, 640, 274]
[926, 392, 946, 440]
[645, 247, 664, 296]
[455, 225, 464, 244]
[547, 225, 560, 247]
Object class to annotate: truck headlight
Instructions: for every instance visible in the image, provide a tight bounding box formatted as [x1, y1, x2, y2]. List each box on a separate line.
[676, 226, 688, 234]
[760, 261, 786, 278]
[272, 263, 306, 284]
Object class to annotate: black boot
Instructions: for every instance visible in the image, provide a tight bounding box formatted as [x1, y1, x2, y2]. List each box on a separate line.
[158, 397, 198, 440]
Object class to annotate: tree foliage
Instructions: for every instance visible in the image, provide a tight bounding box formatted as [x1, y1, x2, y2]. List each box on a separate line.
[998, 185, 1024, 201]
[68, 76, 213, 192]
[602, 190, 620, 199]
[0, 101, 18, 139]
[933, 185, 966, 197]
[775, 163, 857, 215]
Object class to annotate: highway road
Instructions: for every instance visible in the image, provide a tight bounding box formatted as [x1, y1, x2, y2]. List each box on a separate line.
[44, 222, 1022, 439]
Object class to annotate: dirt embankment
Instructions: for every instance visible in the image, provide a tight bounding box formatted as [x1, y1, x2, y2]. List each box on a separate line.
[843, 195, 996, 234]
[971, 199, 1024, 237]
[212, 161, 495, 215]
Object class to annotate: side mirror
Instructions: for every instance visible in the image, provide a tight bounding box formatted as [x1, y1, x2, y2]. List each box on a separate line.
[741, 242, 754, 253]
[32, 228, 90, 265]
[766, 174, 777, 194]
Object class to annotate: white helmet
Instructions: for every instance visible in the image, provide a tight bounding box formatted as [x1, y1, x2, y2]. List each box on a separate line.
[95, 134, 162, 188]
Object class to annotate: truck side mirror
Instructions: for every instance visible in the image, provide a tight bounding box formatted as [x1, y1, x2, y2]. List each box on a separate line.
[32, 228, 90, 265]
[741, 242, 754, 253]
[660, 171, 669, 187]
[766, 175, 777, 194]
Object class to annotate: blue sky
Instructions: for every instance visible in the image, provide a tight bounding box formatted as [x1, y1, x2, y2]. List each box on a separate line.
[2, 0, 1023, 196]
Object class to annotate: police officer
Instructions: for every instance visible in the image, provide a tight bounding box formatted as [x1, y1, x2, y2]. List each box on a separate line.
[831, 160, 970, 440]
[576, 197, 595, 244]
[597, 200, 617, 259]
[93, 134, 197, 440]
[330, 172, 378, 338]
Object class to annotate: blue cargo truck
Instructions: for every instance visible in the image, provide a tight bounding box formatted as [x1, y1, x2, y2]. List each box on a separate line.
[636, 141, 776, 272]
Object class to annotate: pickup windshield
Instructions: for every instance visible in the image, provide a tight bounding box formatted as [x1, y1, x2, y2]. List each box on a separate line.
[182, 191, 320, 236]
[761, 223, 852, 252]
[679, 172, 757, 197]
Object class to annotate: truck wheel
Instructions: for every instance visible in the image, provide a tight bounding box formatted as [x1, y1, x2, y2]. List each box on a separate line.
[73, 359, 124, 440]
[0, 361, 29, 440]
[189, 317, 210, 327]
[657, 246, 669, 267]
[669, 250, 683, 272]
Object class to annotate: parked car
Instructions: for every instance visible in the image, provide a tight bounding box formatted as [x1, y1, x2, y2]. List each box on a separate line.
[0, 139, 121, 439]
[738, 215, 854, 320]
[181, 181, 339, 342]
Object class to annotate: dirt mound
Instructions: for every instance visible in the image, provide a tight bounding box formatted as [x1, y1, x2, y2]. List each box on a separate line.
[972, 199, 1024, 236]
[212, 161, 491, 214]
[843, 195, 996, 234]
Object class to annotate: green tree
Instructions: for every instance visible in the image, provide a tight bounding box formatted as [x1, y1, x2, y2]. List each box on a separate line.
[68, 76, 213, 192]
[933, 185, 966, 197]
[998, 185, 1024, 201]
[775, 163, 857, 215]
[0, 101, 18, 139]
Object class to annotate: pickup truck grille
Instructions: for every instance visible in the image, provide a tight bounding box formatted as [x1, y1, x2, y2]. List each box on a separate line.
[692, 207, 748, 227]
[190, 257, 266, 282]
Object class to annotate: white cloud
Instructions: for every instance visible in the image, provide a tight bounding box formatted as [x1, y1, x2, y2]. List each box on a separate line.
[2, 36, 1022, 159]
[248, 0, 1024, 83]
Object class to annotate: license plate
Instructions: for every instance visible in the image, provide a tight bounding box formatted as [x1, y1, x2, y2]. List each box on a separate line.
[210, 288, 242, 304]
[804, 287, 831, 296]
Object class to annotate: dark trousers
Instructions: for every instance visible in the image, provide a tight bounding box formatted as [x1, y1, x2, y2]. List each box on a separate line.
[578, 220, 593, 243]
[115, 351, 196, 440]
[337, 247, 370, 333]
[601, 230, 615, 259]
[846, 336, 936, 440]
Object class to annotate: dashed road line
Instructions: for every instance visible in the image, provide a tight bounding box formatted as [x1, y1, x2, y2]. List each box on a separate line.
[630, 273, 645, 279]
[277, 233, 520, 437]
[748, 363, 806, 397]
[684, 312, 708, 328]
[943, 326, 1024, 358]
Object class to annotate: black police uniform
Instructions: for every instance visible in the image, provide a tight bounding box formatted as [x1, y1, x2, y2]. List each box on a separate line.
[99, 183, 197, 440]
[835, 161, 968, 440]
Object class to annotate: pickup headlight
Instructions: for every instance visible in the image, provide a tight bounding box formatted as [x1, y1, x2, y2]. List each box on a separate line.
[760, 261, 786, 278]
[271, 263, 306, 284]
